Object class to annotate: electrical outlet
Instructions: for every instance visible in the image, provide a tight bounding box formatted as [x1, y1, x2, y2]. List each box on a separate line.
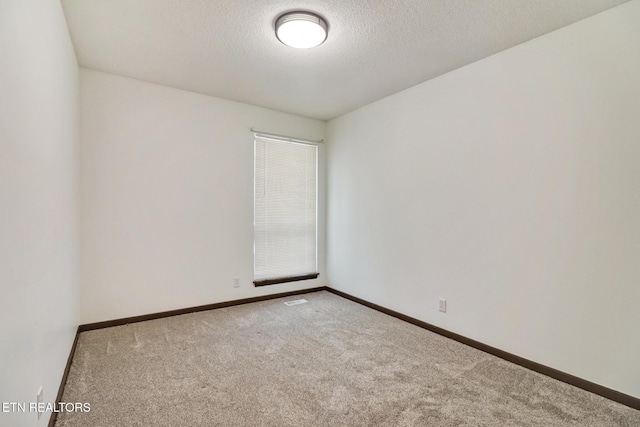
[36, 387, 43, 419]
[233, 277, 240, 288]
[439, 298, 447, 313]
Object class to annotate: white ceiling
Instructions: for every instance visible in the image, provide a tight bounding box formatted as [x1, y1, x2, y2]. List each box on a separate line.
[61, 0, 628, 120]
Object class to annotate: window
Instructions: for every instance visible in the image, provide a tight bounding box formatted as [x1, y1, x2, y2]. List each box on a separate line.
[253, 134, 318, 286]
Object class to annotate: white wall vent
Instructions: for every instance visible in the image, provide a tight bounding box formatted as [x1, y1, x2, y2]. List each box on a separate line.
[284, 299, 308, 306]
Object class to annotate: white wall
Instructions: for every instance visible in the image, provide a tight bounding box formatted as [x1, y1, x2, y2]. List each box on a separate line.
[80, 69, 326, 324]
[327, 1, 640, 399]
[0, 0, 79, 426]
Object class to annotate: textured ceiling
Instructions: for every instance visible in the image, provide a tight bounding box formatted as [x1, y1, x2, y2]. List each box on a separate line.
[61, 0, 628, 120]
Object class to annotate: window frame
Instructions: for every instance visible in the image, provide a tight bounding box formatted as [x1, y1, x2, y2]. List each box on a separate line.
[252, 133, 320, 286]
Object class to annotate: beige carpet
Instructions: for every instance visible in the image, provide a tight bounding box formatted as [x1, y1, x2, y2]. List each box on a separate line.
[55, 291, 640, 426]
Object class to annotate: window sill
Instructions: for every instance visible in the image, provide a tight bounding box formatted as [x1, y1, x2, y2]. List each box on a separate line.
[253, 273, 320, 287]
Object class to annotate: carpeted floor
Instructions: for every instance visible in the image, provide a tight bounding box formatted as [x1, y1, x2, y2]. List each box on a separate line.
[55, 291, 640, 426]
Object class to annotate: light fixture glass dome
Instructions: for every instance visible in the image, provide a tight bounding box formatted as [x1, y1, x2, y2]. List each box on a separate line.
[275, 12, 328, 49]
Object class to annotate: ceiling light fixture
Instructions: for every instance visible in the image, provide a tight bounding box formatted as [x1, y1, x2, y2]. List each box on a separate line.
[275, 12, 328, 49]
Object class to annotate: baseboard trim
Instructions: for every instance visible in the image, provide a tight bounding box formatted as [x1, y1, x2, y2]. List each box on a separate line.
[51, 287, 328, 425]
[48, 327, 81, 427]
[78, 286, 328, 332]
[325, 287, 640, 411]
[55, 285, 639, 417]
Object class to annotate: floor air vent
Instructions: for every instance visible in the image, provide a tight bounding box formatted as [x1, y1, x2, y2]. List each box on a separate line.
[284, 299, 308, 306]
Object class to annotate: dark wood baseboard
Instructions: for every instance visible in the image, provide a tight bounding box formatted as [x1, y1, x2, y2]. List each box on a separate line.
[78, 286, 328, 332]
[326, 287, 640, 411]
[54, 285, 639, 419]
[48, 328, 81, 427]
[51, 287, 327, 425]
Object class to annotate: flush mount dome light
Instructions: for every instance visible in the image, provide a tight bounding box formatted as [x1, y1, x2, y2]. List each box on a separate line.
[275, 12, 328, 49]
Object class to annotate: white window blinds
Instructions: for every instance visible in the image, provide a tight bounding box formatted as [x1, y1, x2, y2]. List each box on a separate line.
[254, 136, 318, 282]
